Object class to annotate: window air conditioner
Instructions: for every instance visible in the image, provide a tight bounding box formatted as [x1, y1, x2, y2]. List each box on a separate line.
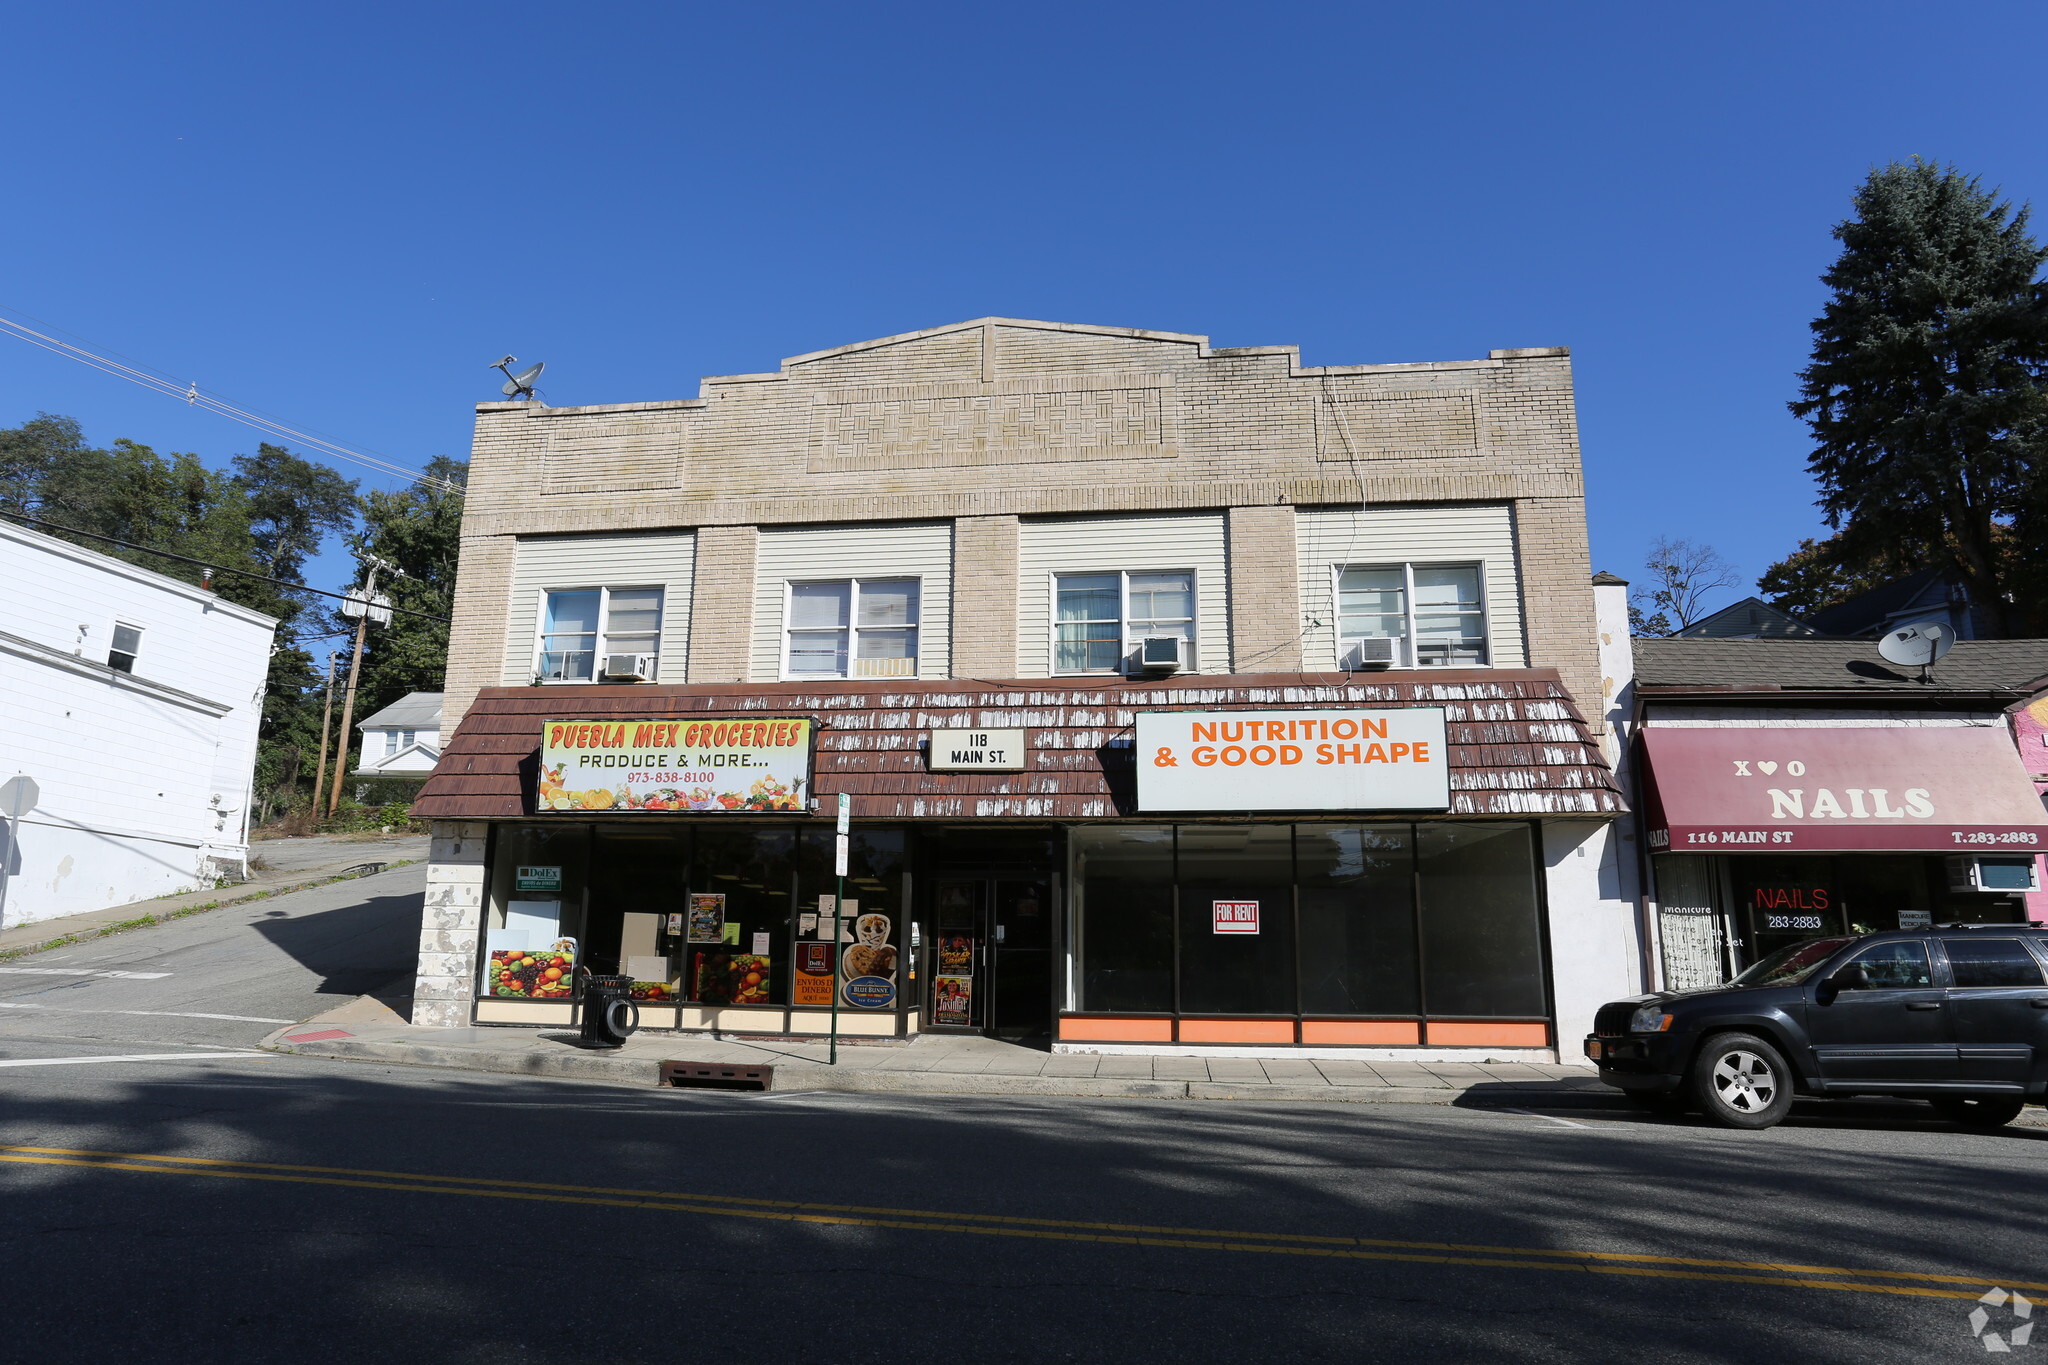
[1945, 855, 2039, 894]
[1136, 636, 1184, 674]
[1347, 637, 1398, 670]
[601, 653, 658, 682]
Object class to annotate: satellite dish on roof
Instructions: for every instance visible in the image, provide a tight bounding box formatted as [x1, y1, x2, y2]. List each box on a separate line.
[489, 356, 545, 400]
[1878, 620, 1956, 668]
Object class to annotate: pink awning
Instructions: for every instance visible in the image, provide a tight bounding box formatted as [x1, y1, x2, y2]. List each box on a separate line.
[1639, 725, 2048, 854]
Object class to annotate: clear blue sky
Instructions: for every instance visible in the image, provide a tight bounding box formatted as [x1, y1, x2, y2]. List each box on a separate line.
[4, 2, 2045, 613]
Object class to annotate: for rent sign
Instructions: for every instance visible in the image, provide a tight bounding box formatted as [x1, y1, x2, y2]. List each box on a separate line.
[1136, 709, 1450, 813]
[538, 717, 812, 813]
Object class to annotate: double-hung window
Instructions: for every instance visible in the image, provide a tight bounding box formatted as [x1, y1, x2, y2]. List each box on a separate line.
[538, 587, 664, 681]
[107, 622, 143, 674]
[384, 730, 418, 756]
[1336, 564, 1487, 667]
[786, 578, 919, 679]
[1054, 571, 1196, 673]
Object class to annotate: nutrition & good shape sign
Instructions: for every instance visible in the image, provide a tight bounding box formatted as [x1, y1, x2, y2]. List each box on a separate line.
[1136, 709, 1449, 812]
[538, 717, 811, 812]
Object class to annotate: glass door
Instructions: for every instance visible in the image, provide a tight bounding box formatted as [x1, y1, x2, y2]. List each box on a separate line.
[924, 875, 1054, 1040]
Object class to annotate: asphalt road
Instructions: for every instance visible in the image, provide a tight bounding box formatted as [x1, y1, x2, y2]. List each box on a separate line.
[1, 875, 2045, 1363]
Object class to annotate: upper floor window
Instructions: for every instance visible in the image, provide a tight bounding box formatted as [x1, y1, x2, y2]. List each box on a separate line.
[1055, 571, 1195, 673]
[786, 578, 919, 679]
[383, 729, 420, 756]
[1336, 564, 1487, 667]
[538, 587, 664, 682]
[107, 622, 143, 674]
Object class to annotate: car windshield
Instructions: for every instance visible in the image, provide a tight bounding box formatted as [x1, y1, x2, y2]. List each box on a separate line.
[1729, 936, 1856, 988]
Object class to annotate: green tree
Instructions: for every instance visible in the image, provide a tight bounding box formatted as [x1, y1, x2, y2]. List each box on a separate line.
[1788, 159, 2048, 637]
[329, 456, 465, 774]
[1756, 532, 1921, 617]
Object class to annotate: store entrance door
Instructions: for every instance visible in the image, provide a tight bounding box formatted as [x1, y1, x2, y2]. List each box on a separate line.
[925, 875, 1054, 1041]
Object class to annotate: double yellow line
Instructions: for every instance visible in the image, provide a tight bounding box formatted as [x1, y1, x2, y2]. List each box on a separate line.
[0, 1143, 2019, 1301]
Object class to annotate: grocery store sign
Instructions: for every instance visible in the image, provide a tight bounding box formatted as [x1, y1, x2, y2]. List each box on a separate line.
[1136, 708, 1450, 813]
[538, 717, 812, 813]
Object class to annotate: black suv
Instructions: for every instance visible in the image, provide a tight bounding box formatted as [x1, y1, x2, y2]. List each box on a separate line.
[1586, 928, 2048, 1129]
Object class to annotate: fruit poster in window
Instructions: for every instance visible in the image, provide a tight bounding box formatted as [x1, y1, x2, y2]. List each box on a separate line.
[487, 943, 576, 999]
[937, 935, 973, 973]
[686, 893, 726, 944]
[538, 717, 811, 812]
[728, 954, 772, 1006]
[933, 975, 972, 1026]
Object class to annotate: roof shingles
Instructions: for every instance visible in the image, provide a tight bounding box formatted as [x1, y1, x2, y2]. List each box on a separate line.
[414, 671, 1625, 822]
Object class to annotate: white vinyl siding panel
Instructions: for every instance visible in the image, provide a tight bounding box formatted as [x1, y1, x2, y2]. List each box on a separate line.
[1018, 513, 1229, 675]
[751, 522, 953, 681]
[1296, 505, 1524, 670]
[503, 532, 695, 684]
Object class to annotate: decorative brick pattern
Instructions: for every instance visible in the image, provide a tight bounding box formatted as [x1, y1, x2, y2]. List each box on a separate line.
[1227, 505, 1302, 672]
[950, 515, 1019, 677]
[684, 525, 758, 683]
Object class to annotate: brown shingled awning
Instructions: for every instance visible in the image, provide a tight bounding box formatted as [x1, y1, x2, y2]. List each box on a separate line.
[413, 670, 1625, 822]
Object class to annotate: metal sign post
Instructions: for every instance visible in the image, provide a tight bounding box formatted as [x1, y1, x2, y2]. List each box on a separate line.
[0, 776, 40, 930]
[829, 791, 850, 1066]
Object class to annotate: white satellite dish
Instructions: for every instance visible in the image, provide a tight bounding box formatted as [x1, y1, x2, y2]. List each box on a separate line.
[1877, 620, 1956, 669]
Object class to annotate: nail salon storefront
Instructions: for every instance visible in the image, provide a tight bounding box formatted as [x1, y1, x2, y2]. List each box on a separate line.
[410, 672, 1631, 1059]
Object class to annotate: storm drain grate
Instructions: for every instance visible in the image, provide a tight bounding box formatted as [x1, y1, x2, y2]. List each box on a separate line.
[339, 862, 389, 877]
[661, 1061, 775, 1092]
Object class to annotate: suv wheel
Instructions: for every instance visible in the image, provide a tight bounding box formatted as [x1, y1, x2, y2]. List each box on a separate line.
[1930, 1097, 2025, 1130]
[1690, 1033, 1793, 1129]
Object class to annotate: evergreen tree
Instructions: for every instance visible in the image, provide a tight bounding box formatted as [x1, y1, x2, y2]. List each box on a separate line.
[1787, 159, 2048, 636]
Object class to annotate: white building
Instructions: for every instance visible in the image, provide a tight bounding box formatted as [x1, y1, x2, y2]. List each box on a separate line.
[0, 520, 276, 927]
[352, 692, 443, 776]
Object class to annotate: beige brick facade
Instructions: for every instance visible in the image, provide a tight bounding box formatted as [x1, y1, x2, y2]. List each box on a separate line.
[443, 318, 1602, 727]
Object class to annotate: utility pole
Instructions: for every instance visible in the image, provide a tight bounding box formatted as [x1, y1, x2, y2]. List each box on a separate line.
[310, 650, 339, 819]
[326, 560, 395, 819]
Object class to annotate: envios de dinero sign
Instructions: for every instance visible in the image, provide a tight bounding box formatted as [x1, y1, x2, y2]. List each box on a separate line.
[1136, 709, 1450, 813]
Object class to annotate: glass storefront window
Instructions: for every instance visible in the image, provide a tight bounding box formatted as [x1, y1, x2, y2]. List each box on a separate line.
[1071, 826, 1174, 1012]
[1297, 825, 1418, 1015]
[1176, 825, 1295, 1014]
[686, 829, 795, 1006]
[483, 825, 589, 1001]
[1417, 823, 1545, 1017]
[799, 827, 907, 1012]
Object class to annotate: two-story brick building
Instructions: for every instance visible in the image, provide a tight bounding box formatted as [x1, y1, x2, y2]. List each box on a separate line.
[410, 318, 1641, 1060]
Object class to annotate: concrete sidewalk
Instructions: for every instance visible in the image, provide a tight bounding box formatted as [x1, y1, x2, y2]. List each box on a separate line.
[265, 1003, 1612, 1106]
[0, 832, 428, 959]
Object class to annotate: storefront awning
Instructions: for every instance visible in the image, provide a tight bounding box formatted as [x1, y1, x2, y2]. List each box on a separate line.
[1638, 725, 2048, 853]
[415, 670, 1626, 822]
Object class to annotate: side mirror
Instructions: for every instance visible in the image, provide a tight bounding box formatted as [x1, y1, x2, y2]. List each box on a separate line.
[1817, 963, 1864, 1004]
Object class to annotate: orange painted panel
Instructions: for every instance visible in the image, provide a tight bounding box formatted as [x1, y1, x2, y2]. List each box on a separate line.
[1058, 1016, 1173, 1043]
[1301, 1020, 1421, 1046]
[1425, 1021, 1550, 1047]
[1177, 1018, 1297, 1045]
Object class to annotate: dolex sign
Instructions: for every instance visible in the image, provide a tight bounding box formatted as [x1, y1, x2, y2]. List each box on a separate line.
[1136, 709, 1450, 813]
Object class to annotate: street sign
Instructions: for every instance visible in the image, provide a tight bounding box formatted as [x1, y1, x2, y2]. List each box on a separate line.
[836, 791, 851, 834]
[835, 833, 849, 877]
[0, 776, 38, 819]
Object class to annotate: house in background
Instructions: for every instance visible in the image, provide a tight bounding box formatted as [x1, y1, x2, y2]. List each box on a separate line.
[1675, 569, 1992, 643]
[352, 692, 443, 777]
[1673, 597, 1821, 640]
[0, 519, 275, 927]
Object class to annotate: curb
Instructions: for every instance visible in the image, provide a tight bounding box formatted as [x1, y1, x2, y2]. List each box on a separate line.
[0, 861, 422, 964]
[260, 1032, 1624, 1107]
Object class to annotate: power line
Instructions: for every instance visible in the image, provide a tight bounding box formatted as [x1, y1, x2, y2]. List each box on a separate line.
[0, 305, 464, 496]
[0, 509, 451, 624]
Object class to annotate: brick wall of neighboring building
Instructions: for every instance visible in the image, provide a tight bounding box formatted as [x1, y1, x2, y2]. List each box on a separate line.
[442, 318, 1599, 733]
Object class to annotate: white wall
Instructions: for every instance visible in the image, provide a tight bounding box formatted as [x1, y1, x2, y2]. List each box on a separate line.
[1016, 513, 1230, 675]
[502, 531, 696, 685]
[1543, 818, 1645, 1056]
[750, 522, 954, 681]
[0, 522, 274, 927]
[1295, 505, 1526, 671]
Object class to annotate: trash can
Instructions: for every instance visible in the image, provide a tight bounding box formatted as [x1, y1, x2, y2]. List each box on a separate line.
[577, 972, 639, 1049]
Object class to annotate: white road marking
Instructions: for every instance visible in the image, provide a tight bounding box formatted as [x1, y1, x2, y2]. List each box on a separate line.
[0, 1051, 261, 1068]
[0, 967, 171, 980]
[1505, 1107, 1591, 1129]
[0, 1002, 292, 1024]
